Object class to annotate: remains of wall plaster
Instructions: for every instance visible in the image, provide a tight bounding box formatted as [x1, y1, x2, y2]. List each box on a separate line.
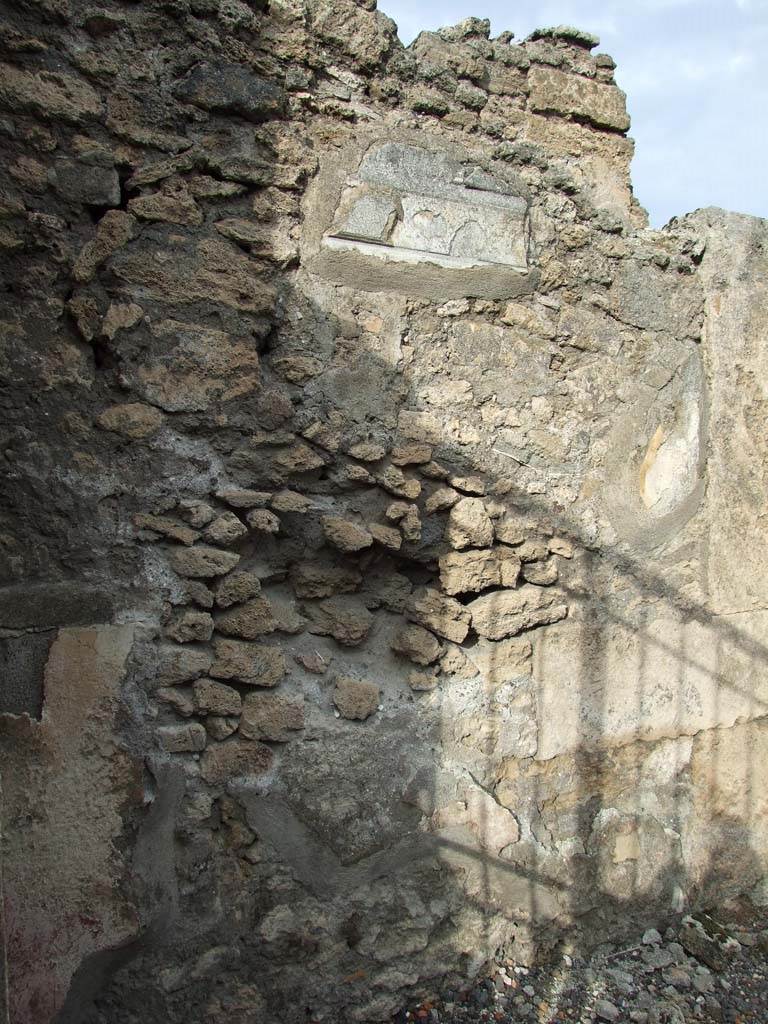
[0, 3, 766, 1023]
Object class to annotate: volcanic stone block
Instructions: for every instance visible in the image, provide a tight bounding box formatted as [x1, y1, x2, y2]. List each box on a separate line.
[170, 546, 241, 578]
[155, 645, 213, 687]
[333, 677, 380, 720]
[210, 638, 285, 687]
[305, 597, 373, 646]
[390, 624, 441, 666]
[200, 738, 274, 784]
[215, 571, 262, 609]
[406, 587, 471, 644]
[215, 598, 277, 639]
[527, 66, 630, 132]
[173, 62, 286, 122]
[322, 516, 373, 552]
[240, 693, 305, 742]
[446, 498, 494, 550]
[193, 679, 242, 717]
[468, 586, 568, 640]
[157, 722, 207, 753]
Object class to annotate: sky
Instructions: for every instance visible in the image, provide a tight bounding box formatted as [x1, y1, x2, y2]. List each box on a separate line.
[377, 0, 768, 227]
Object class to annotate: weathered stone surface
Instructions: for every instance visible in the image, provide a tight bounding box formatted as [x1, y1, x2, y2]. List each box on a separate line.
[468, 586, 568, 640]
[521, 557, 558, 585]
[215, 597, 277, 639]
[170, 546, 241, 578]
[333, 676, 380, 720]
[155, 687, 194, 717]
[390, 442, 432, 466]
[157, 722, 207, 753]
[205, 716, 239, 740]
[271, 489, 313, 513]
[348, 441, 386, 461]
[52, 159, 120, 206]
[0, 63, 102, 123]
[448, 475, 486, 495]
[210, 638, 285, 687]
[549, 536, 574, 558]
[439, 548, 520, 595]
[408, 669, 439, 691]
[200, 738, 274, 784]
[113, 240, 275, 315]
[322, 515, 373, 552]
[273, 443, 326, 474]
[290, 562, 362, 598]
[534, 614, 768, 760]
[179, 500, 217, 528]
[164, 610, 214, 644]
[97, 402, 163, 439]
[215, 571, 262, 608]
[528, 66, 630, 132]
[406, 587, 471, 643]
[136, 320, 261, 413]
[240, 693, 305, 742]
[446, 498, 494, 549]
[246, 509, 281, 534]
[270, 595, 308, 635]
[465, 788, 520, 853]
[217, 488, 272, 509]
[128, 184, 203, 226]
[369, 523, 402, 551]
[74, 210, 135, 282]
[155, 645, 213, 687]
[467, 636, 532, 682]
[424, 487, 461, 515]
[494, 513, 530, 545]
[376, 465, 422, 500]
[690, 210, 768, 616]
[193, 679, 243, 717]
[324, 141, 529, 279]
[174, 62, 285, 122]
[133, 514, 199, 546]
[0, 626, 140, 1024]
[305, 597, 373, 646]
[391, 624, 442, 666]
[204, 512, 248, 546]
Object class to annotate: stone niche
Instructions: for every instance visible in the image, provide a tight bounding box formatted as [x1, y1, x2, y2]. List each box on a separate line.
[306, 137, 538, 300]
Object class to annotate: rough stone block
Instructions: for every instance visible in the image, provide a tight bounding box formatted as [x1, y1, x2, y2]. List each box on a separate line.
[173, 62, 285, 122]
[215, 571, 262, 609]
[170, 546, 241, 579]
[390, 624, 442, 666]
[200, 738, 274, 784]
[468, 586, 567, 640]
[333, 676, 379, 720]
[446, 498, 494, 550]
[240, 693, 305, 742]
[193, 679, 243, 717]
[406, 587, 471, 644]
[305, 597, 373, 646]
[157, 722, 207, 753]
[210, 638, 285, 687]
[528, 66, 630, 132]
[215, 598, 277, 639]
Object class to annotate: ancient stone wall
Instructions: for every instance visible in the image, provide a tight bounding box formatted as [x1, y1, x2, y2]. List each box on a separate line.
[0, 2, 766, 1022]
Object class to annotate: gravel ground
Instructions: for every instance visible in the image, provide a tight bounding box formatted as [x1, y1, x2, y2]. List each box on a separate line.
[394, 899, 768, 1024]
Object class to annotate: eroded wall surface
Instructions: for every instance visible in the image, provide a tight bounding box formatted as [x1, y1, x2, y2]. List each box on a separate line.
[0, 2, 766, 1022]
